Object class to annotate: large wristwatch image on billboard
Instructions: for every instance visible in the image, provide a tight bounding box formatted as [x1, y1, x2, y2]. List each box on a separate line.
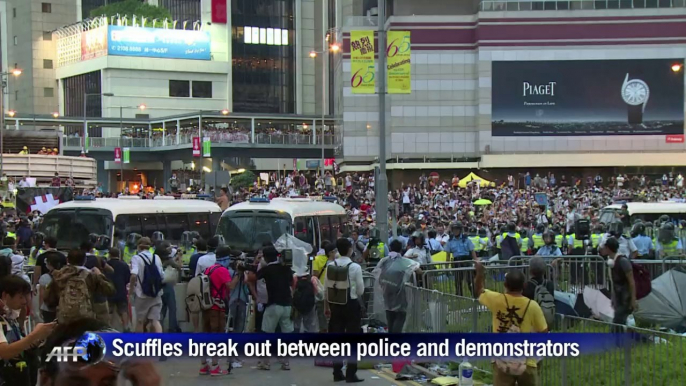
[621, 73, 650, 125]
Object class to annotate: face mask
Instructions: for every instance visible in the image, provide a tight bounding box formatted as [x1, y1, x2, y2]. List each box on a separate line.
[606, 258, 615, 268]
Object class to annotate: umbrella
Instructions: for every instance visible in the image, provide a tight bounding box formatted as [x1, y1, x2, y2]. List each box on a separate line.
[583, 286, 614, 322]
[473, 199, 492, 206]
[635, 268, 686, 330]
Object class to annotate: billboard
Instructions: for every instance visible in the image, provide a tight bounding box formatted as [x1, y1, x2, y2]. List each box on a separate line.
[107, 26, 211, 60]
[81, 26, 108, 61]
[386, 31, 411, 94]
[350, 31, 375, 94]
[491, 59, 684, 136]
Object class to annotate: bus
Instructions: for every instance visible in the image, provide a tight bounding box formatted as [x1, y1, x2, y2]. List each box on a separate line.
[38, 196, 222, 250]
[217, 197, 347, 254]
[599, 202, 686, 225]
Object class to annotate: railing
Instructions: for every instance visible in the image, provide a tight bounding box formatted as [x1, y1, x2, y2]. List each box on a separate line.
[480, 0, 685, 11]
[0, 154, 97, 182]
[404, 284, 686, 385]
[62, 133, 340, 149]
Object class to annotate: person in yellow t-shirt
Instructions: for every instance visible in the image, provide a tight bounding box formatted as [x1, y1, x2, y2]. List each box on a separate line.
[474, 261, 548, 386]
[312, 242, 337, 332]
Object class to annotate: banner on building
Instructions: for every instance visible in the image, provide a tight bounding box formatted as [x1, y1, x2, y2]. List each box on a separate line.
[108, 26, 211, 60]
[81, 26, 108, 61]
[350, 30, 375, 94]
[17, 187, 74, 214]
[202, 137, 211, 157]
[386, 31, 411, 94]
[491, 59, 685, 136]
[192, 137, 201, 157]
[114, 147, 122, 163]
[123, 148, 131, 164]
[211, 0, 228, 23]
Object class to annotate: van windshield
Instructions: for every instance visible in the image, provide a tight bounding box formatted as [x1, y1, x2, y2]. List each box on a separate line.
[38, 208, 113, 250]
[599, 209, 618, 225]
[217, 212, 291, 253]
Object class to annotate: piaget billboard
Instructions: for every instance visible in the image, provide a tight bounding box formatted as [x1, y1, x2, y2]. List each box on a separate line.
[491, 59, 685, 137]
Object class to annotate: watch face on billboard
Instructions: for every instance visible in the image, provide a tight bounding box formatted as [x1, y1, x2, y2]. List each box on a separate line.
[491, 59, 684, 137]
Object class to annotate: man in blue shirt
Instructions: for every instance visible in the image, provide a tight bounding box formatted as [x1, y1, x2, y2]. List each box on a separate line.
[443, 222, 476, 297]
[630, 223, 653, 258]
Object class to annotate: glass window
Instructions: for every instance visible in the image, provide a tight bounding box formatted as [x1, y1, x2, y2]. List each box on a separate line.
[218, 213, 291, 252]
[274, 28, 282, 45]
[244, 26, 252, 43]
[209, 213, 220, 235]
[259, 28, 267, 44]
[38, 209, 113, 250]
[42, 3, 51, 13]
[266, 28, 274, 45]
[251, 27, 259, 44]
[282, 29, 289, 46]
[44, 88, 54, 98]
[43, 59, 53, 69]
[318, 216, 333, 245]
[294, 218, 312, 244]
[169, 80, 190, 97]
[192, 81, 212, 98]
[331, 216, 341, 239]
[189, 213, 211, 240]
[13, 36, 17, 46]
[139, 215, 158, 238]
[166, 214, 189, 241]
[43, 31, 52, 41]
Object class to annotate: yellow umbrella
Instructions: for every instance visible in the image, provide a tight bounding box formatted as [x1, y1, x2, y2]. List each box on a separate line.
[473, 198, 492, 206]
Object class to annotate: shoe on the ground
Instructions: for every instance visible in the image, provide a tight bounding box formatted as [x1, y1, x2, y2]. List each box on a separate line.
[256, 362, 270, 371]
[231, 361, 243, 368]
[346, 377, 364, 383]
[199, 364, 210, 375]
[210, 365, 229, 377]
[281, 363, 290, 371]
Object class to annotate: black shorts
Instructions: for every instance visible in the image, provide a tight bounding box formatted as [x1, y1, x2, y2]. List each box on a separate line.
[108, 301, 128, 315]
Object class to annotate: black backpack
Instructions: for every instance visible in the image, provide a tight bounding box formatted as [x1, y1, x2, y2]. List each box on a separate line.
[139, 253, 163, 297]
[292, 275, 315, 314]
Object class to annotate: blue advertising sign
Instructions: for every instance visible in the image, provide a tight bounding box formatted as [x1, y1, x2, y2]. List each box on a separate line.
[107, 26, 211, 60]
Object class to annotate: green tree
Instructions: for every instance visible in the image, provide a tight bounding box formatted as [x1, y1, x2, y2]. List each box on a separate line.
[230, 170, 256, 189]
[90, 0, 172, 27]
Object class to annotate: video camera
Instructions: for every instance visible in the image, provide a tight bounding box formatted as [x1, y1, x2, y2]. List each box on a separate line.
[229, 253, 257, 272]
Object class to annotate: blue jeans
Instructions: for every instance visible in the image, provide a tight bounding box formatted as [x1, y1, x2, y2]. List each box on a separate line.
[161, 283, 179, 332]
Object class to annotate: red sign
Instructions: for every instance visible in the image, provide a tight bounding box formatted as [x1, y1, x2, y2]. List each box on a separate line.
[114, 147, 122, 163]
[211, 0, 227, 23]
[192, 137, 201, 157]
[666, 135, 685, 143]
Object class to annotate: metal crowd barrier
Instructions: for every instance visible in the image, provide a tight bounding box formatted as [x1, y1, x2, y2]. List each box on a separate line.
[404, 285, 686, 386]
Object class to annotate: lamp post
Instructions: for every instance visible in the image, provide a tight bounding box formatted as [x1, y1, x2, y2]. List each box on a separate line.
[310, 28, 340, 180]
[376, 0, 390, 242]
[0, 68, 22, 176]
[83, 92, 115, 154]
[118, 103, 146, 193]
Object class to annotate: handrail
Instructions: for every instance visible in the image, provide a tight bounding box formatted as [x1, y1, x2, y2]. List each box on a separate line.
[62, 134, 339, 149]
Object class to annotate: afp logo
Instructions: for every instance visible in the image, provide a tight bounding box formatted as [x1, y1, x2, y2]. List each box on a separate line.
[46, 332, 106, 364]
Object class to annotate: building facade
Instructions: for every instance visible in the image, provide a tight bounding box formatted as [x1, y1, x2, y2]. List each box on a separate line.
[337, 0, 686, 170]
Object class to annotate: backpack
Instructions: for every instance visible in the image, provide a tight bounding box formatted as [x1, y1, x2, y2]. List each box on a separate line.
[630, 261, 652, 300]
[138, 253, 163, 298]
[501, 236, 520, 260]
[292, 275, 316, 314]
[529, 279, 555, 327]
[494, 295, 531, 376]
[326, 262, 353, 305]
[186, 265, 221, 312]
[57, 269, 93, 324]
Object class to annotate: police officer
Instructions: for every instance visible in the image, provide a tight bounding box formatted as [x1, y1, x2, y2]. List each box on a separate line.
[631, 222, 653, 259]
[28, 232, 45, 266]
[88, 233, 102, 256]
[151, 231, 165, 255]
[519, 228, 531, 256]
[499, 222, 521, 260]
[566, 226, 585, 256]
[478, 228, 490, 258]
[656, 222, 683, 259]
[531, 224, 545, 254]
[599, 222, 638, 259]
[536, 230, 562, 257]
[590, 225, 604, 254]
[180, 231, 199, 265]
[95, 235, 111, 258]
[468, 227, 482, 257]
[552, 225, 566, 252]
[123, 233, 142, 263]
[364, 228, 388, 262]
[444, 222, 476, 297]
[495, 225, 508, 252]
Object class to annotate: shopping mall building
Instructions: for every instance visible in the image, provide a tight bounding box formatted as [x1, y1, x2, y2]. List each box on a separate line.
[2, 0, 685, 190]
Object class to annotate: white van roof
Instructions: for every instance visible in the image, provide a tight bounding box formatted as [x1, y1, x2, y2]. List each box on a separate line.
[46, 198, 222, 217]
[225, 197, 346, 218]
[603, 202, 686, 215]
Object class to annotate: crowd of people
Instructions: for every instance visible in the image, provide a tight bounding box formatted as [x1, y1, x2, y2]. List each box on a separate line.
[0, 167, 685, 386]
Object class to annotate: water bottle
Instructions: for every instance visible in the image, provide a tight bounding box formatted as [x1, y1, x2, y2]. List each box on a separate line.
[459, 358, 473, 386]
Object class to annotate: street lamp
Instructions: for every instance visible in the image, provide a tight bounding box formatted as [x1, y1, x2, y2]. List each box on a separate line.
[310, 27, 340, 179]
[83, 92, 115, 154]
[672, 63, 683, 73]
[7, 110, 15, 118]
[1, 69, 22, 175]
[52, 112, 59, 118]
[221, 109, 230, 115]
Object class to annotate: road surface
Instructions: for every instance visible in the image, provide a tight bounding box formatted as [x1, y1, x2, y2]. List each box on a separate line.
[156, 358, 422, 386]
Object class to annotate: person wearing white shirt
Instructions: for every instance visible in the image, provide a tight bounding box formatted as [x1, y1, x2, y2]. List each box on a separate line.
[129, 237, 165, 333]
[18, 178, 30, 188]
[599, 233, 638, 260]
[195, 237, 221, 276]
[329, 238, 364, 383]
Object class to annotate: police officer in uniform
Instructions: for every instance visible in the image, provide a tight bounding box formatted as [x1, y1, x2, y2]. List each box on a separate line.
[656, 222, 683, 259]
[499, 222, 521, 261]
[444, 222, 476, 297]
[478, 228, 490, 258]
[95, 235, 111, 258]
[536, 231, 562, 258]
[519, 228, 531, 256]
[151, 231, 165, 256]
[631, 222, 653, 259]
[552, 225, 566, 253]
[180, 231, 199, 265]
[468, 227, 482, 257]
[28, 232, 45, 266]
[363, 228, 388, 263]
[531, 224, 545, 255]
[123, 233, 142, 264]
[590, 225, 604, 255]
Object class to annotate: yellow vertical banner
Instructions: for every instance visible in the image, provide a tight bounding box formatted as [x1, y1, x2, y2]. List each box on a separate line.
[350, 30, 375, 94]
[386, 30, 411, 94]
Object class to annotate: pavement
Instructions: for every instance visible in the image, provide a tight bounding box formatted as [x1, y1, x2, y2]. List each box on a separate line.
[155, 358, 423, 386]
